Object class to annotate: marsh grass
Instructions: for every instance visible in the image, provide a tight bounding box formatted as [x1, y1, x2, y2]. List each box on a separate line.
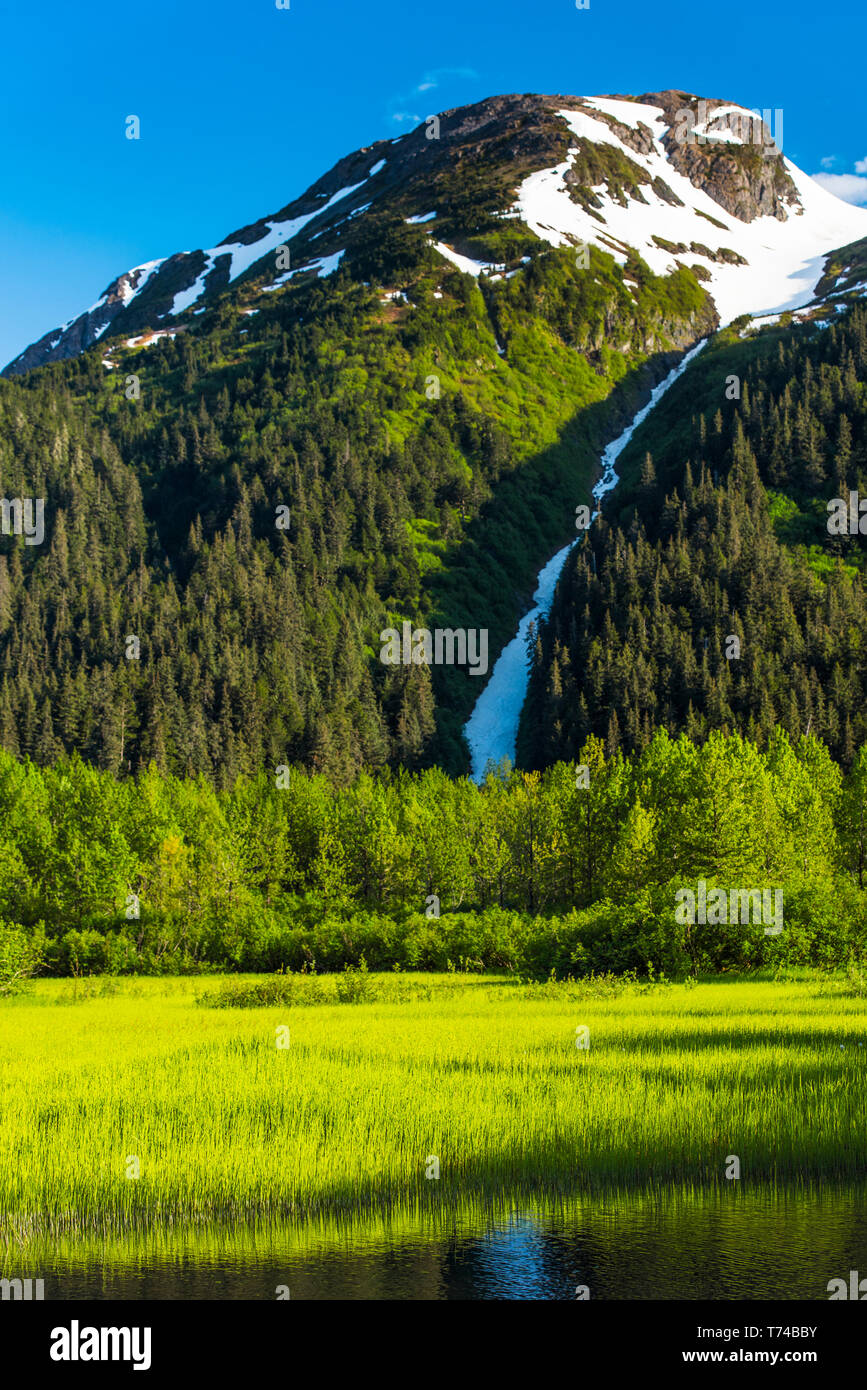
[195, 964, 663, 1009]
[1, 972, 865, 1240]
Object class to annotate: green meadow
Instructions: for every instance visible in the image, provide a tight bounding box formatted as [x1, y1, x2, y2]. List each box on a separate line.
[1, 971, 865, 1242]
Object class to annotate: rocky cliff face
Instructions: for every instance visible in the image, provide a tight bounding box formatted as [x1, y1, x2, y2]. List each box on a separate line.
[568, 90, 797, 222]
[646, 91, 797, 222]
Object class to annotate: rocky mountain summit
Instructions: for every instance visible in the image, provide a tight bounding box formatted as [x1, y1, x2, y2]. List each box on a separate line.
[6, 91, 867, 375]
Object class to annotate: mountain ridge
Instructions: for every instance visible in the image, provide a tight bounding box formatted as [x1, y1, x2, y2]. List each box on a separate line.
[8, 89, 866, 376]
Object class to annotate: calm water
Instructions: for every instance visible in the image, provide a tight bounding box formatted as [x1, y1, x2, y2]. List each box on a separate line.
[8, 1185, 867, 1300]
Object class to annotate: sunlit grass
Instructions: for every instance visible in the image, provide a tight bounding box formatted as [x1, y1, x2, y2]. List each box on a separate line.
[1, 973, 865, 1238]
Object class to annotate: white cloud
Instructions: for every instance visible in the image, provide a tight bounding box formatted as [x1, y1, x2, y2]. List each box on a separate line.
[387, 68, 479, 124]
[856, 155, 867, 174]
[811, 172, 867, 205]
[820, 155, 837, 170]
[417, 67, 478, 89]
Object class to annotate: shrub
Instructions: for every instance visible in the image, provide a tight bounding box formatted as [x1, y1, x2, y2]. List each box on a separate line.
[0, 920, 45, 996]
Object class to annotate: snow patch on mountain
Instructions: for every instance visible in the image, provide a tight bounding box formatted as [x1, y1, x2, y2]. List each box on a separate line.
[87, 259, 165, 316]
[167, 183, 363, 317]
[515, 102, 867, 326]
[433, 242, 505, 276]
[261, 250, 345, 291]
[124, 330, 178, 348]
[582, 96, 665, 129]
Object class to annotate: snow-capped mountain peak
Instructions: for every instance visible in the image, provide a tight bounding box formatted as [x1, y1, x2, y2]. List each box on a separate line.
[514, 94, 867, 326]
[6, 91, 867, 374]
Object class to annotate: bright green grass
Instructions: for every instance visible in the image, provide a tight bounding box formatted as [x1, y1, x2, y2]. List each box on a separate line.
[0, 973, 865, 1238]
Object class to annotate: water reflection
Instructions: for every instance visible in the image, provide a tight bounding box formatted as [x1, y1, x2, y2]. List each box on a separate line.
[6, 1185, 866, 1300]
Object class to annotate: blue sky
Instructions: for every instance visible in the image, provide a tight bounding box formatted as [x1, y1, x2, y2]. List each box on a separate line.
[1, 0, 865, 368]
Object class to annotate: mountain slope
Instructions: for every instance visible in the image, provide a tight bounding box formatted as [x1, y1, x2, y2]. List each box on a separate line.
[2, 89, 866, 785]
[7, 91, 867, 376]
[0, 101, 719, 781]
[519, 294, 867, 767]
[514, 94, 867, 326]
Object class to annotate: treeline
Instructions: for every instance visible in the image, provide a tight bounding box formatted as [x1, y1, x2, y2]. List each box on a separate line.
[2, 728, 867, 979]
[521, 302, 867, 767]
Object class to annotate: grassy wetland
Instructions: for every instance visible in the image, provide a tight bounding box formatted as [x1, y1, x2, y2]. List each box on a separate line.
[1, 970, 865, 1247]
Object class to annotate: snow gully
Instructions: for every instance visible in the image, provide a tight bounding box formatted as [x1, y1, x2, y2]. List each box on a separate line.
[463, 339, 708, 780]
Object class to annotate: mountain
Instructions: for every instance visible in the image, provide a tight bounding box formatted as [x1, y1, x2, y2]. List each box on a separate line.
[518, 292, 867, 767]
[1, 90, 866, 786]
[6, 91, 867, 376]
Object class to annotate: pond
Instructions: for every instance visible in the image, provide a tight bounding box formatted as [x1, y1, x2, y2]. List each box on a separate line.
[13, 1183, 866, 1301]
